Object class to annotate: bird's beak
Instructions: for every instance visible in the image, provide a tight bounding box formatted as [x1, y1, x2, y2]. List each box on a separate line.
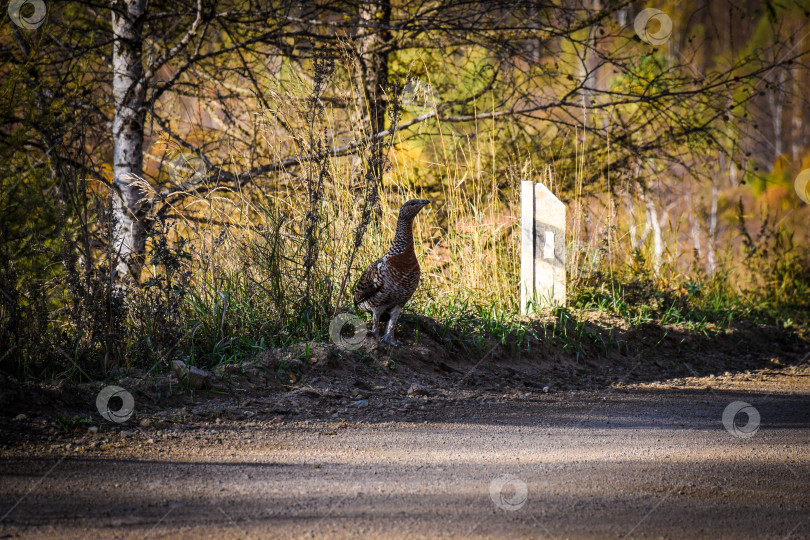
[420, 199, 431, 208]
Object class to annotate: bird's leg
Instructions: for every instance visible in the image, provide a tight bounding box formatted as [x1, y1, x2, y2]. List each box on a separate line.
[381, 305, 403, 346]
[370, 306, 385, 339]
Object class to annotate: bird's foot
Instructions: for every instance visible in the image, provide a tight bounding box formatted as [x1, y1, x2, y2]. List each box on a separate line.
[381, 335, 402, 347]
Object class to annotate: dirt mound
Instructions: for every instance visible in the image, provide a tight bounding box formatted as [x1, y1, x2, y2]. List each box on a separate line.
[0, 312, 806, 449]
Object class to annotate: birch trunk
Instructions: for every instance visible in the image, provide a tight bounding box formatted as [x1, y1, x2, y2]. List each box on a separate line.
[635, 178, 651, 247]
[792, 65, 803, 165]
[111, 0, 148, 280]
[768, 68, 784, 160]
[641, 186, 663, 274]
[706, 179, 718, 276]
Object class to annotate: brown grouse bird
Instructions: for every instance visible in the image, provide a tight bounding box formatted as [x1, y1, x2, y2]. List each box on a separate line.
[353, 199, 431, 346]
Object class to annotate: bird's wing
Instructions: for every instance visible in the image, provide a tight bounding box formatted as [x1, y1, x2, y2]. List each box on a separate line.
[353, 259, 385, 308]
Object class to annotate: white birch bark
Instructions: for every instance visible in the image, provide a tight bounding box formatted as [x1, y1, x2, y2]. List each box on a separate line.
[626, 189, 637, 248]
[792, 66, 803, 165]
[706, 179, 718, 277]
[769, 68, 784, 160]
[111, 0, 148, 280]
[109, 0, 202, 280]
[641, 186, 663, 274]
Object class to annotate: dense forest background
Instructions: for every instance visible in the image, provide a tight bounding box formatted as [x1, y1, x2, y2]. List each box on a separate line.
[1, 0, 809, 377]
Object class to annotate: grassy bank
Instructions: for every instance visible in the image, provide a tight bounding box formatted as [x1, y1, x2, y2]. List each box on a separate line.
[2, 132, 807, 382]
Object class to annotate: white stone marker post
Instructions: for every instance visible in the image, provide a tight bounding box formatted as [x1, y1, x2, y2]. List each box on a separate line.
[520, 180, 566, 314]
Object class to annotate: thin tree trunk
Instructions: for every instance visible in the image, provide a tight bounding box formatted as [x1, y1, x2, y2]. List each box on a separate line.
[706, 178, 718, 277]
[792, 65, 802, 166]
[689, 191, 702, 272]
[111, 0, 148, 280]
[769, 68, 784, 160]
[579, 0, 599, 120]
[356, 1, 391, 139]
[641, 185, 663, 275]
[352, 0, 392, 227]
[634, 178, 650, 247]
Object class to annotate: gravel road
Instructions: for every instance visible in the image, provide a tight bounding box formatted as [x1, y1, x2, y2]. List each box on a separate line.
[1, 367, 808, 539]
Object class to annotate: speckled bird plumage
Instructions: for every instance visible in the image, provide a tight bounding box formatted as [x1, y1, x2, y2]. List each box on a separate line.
[353, 199, 430, 345]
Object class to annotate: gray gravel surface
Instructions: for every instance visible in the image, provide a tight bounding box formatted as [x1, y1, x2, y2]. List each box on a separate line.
[1, 367, 808, 539]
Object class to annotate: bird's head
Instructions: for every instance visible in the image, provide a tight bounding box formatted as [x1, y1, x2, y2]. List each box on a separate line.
[399, 198, 431, 220]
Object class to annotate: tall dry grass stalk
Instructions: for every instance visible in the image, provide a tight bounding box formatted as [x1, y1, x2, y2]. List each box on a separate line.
[151, 124, 529, 347]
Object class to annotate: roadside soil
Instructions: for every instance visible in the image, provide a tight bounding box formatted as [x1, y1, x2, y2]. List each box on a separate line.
[0, 314, 808, 538]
